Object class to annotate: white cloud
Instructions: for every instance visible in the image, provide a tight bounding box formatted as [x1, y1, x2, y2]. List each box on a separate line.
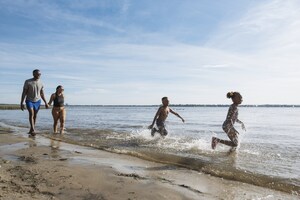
[1, 0, 300, 105]
[207, 0, 300, 53]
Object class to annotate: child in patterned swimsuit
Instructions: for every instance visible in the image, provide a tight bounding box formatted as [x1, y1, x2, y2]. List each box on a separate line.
[211, 92, 246, 150]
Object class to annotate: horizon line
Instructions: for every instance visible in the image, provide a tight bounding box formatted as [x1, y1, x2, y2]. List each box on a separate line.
[1, 104, 300, 107]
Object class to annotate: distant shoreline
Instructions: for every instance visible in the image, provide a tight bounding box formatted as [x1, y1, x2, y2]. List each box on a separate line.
[1, 104, 299, 110]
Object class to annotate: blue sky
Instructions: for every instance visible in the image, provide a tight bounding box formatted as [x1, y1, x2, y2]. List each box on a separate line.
[1, 0, 299, 105]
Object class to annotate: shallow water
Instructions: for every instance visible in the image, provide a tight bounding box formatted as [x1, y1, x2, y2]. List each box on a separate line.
[0, 106, 299, 194]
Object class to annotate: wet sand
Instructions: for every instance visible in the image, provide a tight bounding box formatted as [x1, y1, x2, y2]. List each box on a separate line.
[0, 127, 297, 200]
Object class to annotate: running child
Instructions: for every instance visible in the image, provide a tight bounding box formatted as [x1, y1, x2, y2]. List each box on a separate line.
[148, 97, 185, 136]
[211, 92, 246, 149]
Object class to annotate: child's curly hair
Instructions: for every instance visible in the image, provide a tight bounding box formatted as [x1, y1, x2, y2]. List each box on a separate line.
[226, 91, 241, 99]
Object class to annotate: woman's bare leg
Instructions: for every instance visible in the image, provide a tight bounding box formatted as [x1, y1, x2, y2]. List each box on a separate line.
[59, 108, 66, 134]
[52, 108, 60, 133]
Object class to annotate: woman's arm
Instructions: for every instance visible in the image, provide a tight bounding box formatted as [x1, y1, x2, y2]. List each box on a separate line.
[48, 93, 55, 106]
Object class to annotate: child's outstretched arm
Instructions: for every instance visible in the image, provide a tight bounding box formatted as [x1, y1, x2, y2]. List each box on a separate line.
[148, 107, 161, 129]
[236, 119, 246, 131]
[170, 108, 185, 123]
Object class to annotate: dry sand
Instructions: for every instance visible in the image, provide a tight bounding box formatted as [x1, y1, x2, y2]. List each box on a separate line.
[0, 127, 297, 200]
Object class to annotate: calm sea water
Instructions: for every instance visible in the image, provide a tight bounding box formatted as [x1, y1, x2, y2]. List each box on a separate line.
[0, 106, 299, 194]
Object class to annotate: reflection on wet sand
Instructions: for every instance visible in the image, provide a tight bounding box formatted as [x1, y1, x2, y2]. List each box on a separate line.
[28, 139, 37, 147]
[50, 139, 61, 150]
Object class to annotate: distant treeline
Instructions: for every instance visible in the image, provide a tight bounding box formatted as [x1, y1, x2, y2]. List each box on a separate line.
[1, 104, 299, 110]
[0, 104, 20, 110]
[0, 104, 49, 110]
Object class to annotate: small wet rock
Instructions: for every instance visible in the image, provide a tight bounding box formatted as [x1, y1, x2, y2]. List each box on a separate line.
[19, 156, 37, 163]
[4, 160, 10, 164]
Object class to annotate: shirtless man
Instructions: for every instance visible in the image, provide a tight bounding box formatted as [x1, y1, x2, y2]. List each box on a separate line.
[148, 97, 185, 136]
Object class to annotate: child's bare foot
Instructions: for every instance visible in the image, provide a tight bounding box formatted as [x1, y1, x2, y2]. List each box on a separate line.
[160, 129, 168, 137]
[151, 128, 157, 136]
[229, 147, 237, 152]
[211, 137, 218, 150]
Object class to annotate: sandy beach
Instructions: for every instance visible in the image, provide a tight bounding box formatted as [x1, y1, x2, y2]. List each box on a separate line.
[0, 127, 297, 200]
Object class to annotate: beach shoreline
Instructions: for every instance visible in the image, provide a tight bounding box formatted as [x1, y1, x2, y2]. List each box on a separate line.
[0, 127, 298, 200]
[1, 104, 300, 111]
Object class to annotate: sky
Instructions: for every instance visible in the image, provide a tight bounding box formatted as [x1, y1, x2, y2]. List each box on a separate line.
[0, 0, 300, 105]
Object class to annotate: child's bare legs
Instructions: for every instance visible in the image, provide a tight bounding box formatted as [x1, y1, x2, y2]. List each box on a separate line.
[212, 128, 239, 149]
[157, 120, 167, 136]
[59, 108, 66, 134]
[151, 125, 168, 137]
[158, 126, 168, 136]
[151, 120, 167, 137]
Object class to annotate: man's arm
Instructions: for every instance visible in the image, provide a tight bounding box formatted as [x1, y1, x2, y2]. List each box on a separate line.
[170, 108, 185, 122]
[20, 88, 27, 111]
[40, 89, 49, 109]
